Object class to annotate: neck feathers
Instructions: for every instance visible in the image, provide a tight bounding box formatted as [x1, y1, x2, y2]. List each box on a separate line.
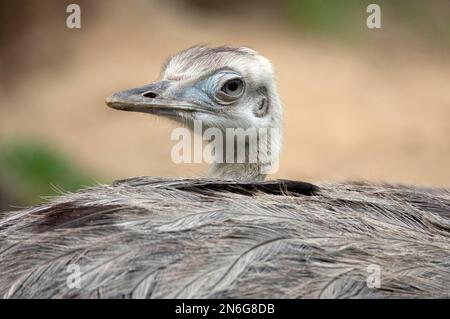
[206, 128, 281, 181]
[207, 162, 266, 181]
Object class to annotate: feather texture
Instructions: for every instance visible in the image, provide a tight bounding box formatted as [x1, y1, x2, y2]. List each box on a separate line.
[0, 177, 449, 298]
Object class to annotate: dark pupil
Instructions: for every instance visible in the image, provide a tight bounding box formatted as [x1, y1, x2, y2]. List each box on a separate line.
[227, 80, 239, 92]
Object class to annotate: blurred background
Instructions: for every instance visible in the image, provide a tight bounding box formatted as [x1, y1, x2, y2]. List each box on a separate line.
[1, 0, 449, 209]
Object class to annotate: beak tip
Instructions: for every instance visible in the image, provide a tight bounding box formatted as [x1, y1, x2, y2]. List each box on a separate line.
[105, 94, 122, 110]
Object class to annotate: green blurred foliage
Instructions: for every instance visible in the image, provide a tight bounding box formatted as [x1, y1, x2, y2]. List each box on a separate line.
[0, 140, 98, 206]
[387, 0, 450, 45]
[285, 0, 450, 45]
[285, 0, 361, 35]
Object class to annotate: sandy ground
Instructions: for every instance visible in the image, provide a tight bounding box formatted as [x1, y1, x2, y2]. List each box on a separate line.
[1, 1, 449, 186]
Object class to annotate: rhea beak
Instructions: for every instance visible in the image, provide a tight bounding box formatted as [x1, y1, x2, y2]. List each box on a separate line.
[106, 80, 213, 117]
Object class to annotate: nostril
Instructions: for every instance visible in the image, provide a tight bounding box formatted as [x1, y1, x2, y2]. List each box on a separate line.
[143, 91, 158, 98]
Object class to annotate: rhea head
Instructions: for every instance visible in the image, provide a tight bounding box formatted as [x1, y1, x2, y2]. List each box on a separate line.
[106, 46, 283, 181]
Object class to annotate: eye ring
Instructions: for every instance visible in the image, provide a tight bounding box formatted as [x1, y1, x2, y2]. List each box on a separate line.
[215, 78, 245, 104]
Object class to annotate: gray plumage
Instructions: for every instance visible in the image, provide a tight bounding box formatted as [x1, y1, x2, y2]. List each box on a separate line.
[1, 177, 449, 298]
[2, 46, 448, 299]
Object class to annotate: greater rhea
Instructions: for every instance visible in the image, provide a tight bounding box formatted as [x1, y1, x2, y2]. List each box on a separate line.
[1, 46, 449, 299]
[106, 46, 282, 181]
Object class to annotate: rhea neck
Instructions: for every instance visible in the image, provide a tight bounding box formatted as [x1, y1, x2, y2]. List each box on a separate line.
[208, 162, 266, 181]
[204, 127, 280, 181]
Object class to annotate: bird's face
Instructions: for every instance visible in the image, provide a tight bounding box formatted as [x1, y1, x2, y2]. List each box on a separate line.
[106, 46, 282, 133]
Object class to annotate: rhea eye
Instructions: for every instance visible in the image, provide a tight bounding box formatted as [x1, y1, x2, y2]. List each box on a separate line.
[222, 79, 243, 95]
[215, 78, 245, 104]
